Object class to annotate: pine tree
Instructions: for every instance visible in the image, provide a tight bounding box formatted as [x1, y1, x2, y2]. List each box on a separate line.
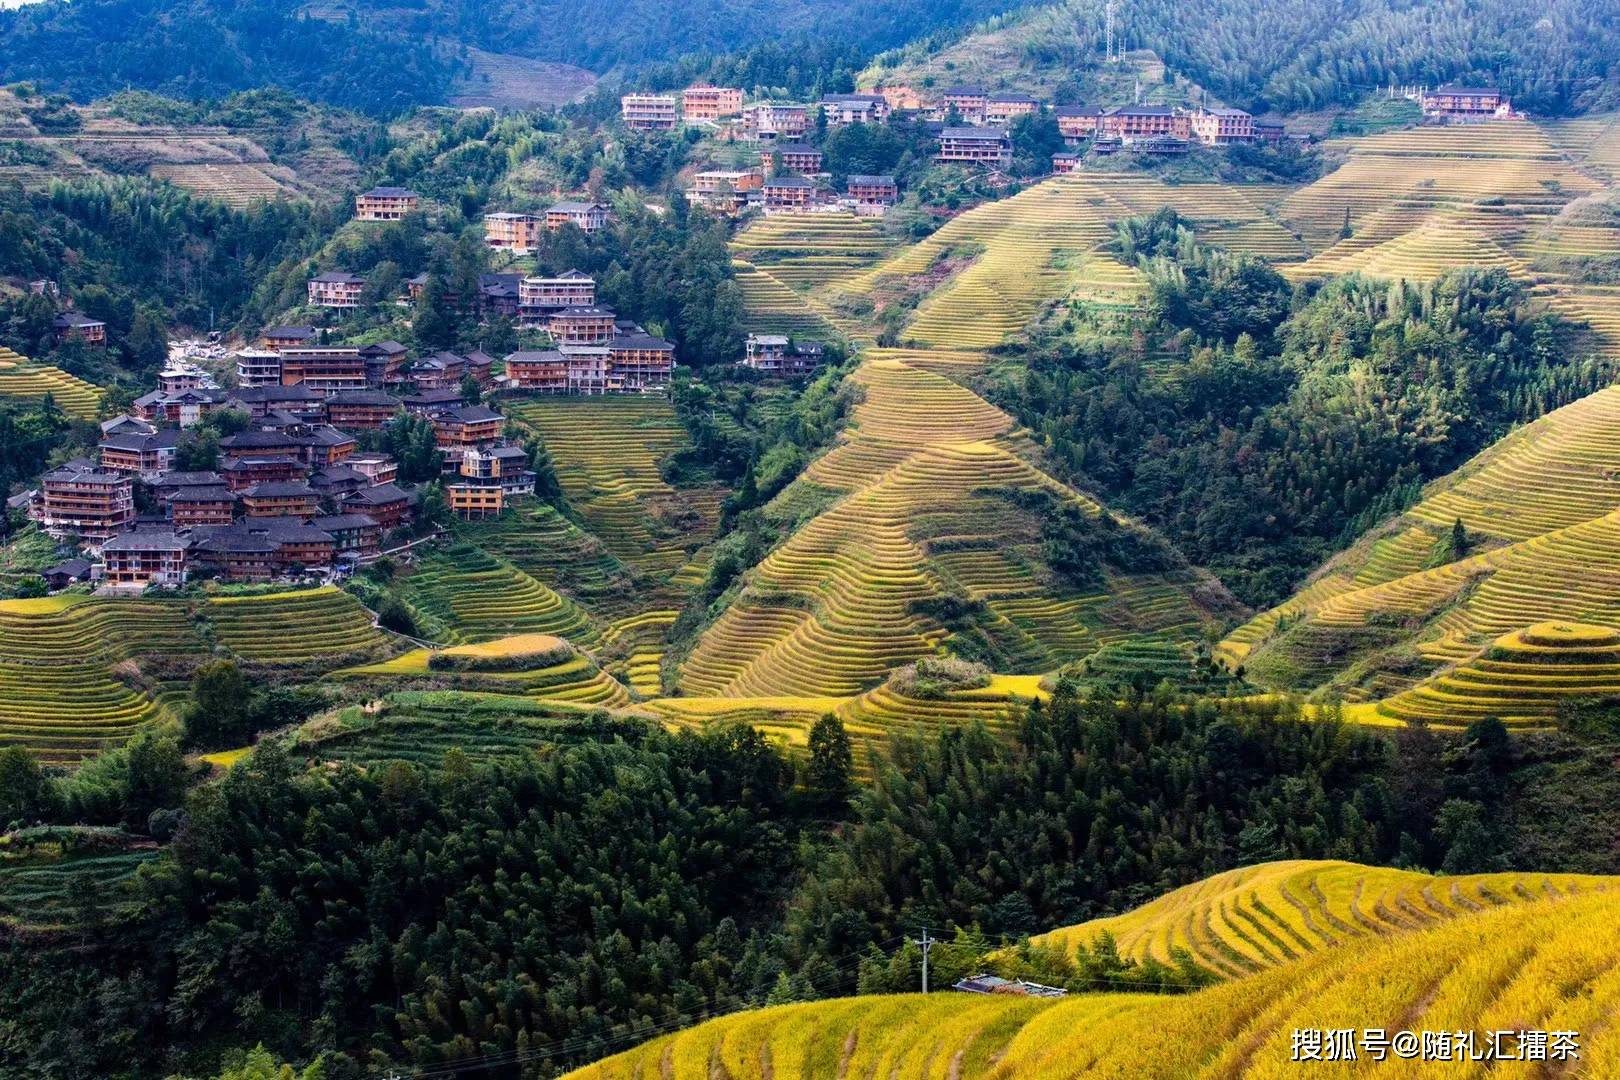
[805, 713, 854, 814]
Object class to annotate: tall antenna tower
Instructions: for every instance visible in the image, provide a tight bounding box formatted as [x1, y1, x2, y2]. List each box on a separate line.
[1104, 0, 1118, 63]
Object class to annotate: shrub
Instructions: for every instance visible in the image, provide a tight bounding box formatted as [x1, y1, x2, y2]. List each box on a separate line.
[888, 655, 991, 698]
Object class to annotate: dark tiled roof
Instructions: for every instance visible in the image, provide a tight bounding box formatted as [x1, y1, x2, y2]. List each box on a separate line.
[261, 325, 316, 340]
[103, 531, 187, 552]
[311, 271, 364, 284]
[312, 513, 380, 531]
[362, 186, 418, 198]
[170, 486, 236, 503]
[436, 404, 503, 423]
[347, 482, 410, 505]
[100, 430, 182, 452]
[941, 126, 1008, 139]
[243, 481, 317, 498]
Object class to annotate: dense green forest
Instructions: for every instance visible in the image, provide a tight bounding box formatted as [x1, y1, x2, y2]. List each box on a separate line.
[4, 682, 1616, 1079]
[1112, 0, 1620, 114]
[991, 210, 1613, 606]
[0, 0, 1023, 114]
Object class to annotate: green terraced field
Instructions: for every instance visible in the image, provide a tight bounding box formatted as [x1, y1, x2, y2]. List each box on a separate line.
[205, 586, 390, 665]
[402, 545, 597, 645]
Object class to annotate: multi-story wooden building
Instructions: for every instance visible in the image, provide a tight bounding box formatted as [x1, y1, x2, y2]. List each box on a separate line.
[847, 174, 898, 207]
[235, 349, 282, 387]
[347, 454, 398, 485]
[355, 187, 419, 221]
[518, 270, 596, 322]
[985, 94, 1039, 123]
[940, 86, 989, 123]
[742, 334, 825, 376]
[447, 482, 504, 519]
[546, 201, 611, 232]
[483, 211, 545, 254]
[1052, 151, 1083, 174]
[747, 103, 809, 141]
[502, 351, 573, 393]
[344, 482, 413, 530]
[938, 126, 1012, 167]
[409, 351, 468, 390]
[324, 389, 402, 430]
[224, 384, 326, 421]
[609, 328, 676, 390]
[169, 485, 237, 528]
[689, 169, 764, 212]
[765, 143, 823, 173]
[431, 404, 504, 450]
[401, 387, 462, 416]
[279, 347, 368, 393]
[762, 174, 817, 211]
[621, 93, 679, 129]
[1190, 107, 1254, 145]
[52, 311, 106, 346]
[504, 349, 570, 392]
[101, 531, 189, 587]
[221, 456, 304, 492]
[260, 325, 316, 350]
[99, 429, 182, 478]
[1102, 106, 1189, 140]
[359, 340, 410, 386]
[549, 305, 617, 345]
[241, 481, 319, 520]
[188, 528, 278, 582]
[1056, 107, 1103, 142]
[312, 513, 382, 558]
[1421, 86, 1506, 119]
[307, 272, 365, 310]
[34, 459, 135, 542]
[820, 93, 890, 126]
[682, 85, 744, 120]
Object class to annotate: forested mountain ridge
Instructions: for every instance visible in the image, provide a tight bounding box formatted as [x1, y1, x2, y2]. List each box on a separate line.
[866, 0, 1620, 116]
[0, 0, 1034, 115]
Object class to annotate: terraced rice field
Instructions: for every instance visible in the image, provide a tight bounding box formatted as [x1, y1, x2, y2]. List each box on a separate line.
[505, 397, 724, 581]
[729, 213, 898, 288]
[0, 347, 105, 419]
[337, 635, 631, 708]
[205, 586, 389, 665]
[0, 847, 158, 932]
[732, 260, 844, 339]
[681, 340, 1230, 698]
[565, 885, 1620, 1080]
[1377, 621, 1620, 725]
[403, 545, 597, 645]
[0, 595, 204, 762]
[296, 692, 616, 766]
[148, 162, 289, 207]
[829, 173, 1302, 351]
[1280, 120, 1598, 281]
[1221, 380, 1620, 691]
[1033, 859, 1612, 979]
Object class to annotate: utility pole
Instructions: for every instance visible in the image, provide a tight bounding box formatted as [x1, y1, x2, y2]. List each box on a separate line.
[913, 928, 936, 993]
[1104, 0, 1116, 63]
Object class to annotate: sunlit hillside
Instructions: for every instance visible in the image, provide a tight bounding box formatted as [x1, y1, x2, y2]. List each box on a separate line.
[1032, 859, 1613, 978]
[564, 882, 1620, 1080]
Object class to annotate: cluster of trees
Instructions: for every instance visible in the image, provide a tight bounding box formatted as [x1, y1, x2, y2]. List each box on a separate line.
[8, 682, 1617, 1078]
[996, 211, 1610, 605]
[0, 179, 331, 382]
[0, 0, 455, 115]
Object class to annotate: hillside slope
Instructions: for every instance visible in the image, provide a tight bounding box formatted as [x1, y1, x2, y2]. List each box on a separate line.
[863, 0, 1620, 116]
[566, 885, 1620, 1079]
[1032, 859, 1613, 978]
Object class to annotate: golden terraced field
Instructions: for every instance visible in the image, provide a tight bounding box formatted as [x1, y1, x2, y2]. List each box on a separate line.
[1033, 858, 1612, 978]
[565, 871, 1620, 1080]
[0, 348, 105, 420]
